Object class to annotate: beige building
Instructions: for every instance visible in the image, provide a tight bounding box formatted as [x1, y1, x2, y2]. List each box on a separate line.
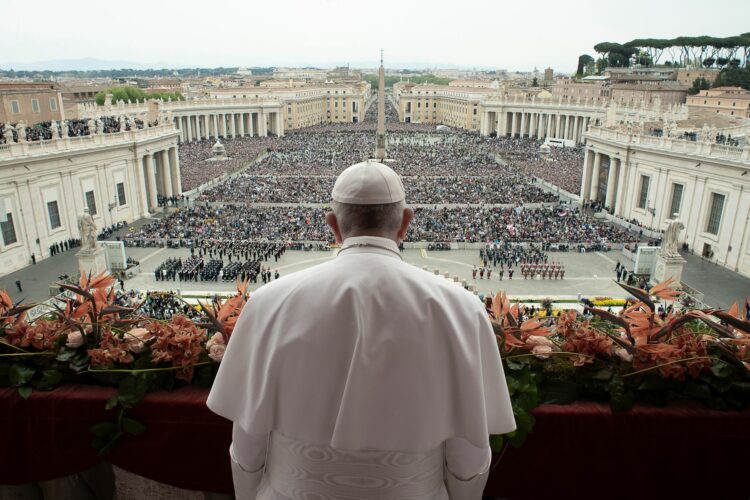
[0, 82, 65, 124]
[676, 68, 721, 87]
[393, 82, 485, 131]
[551, 78, 610, 101]
[686, 87, 750, 118]
[610, 83, 688, 106]
[209, 82, 370, 128]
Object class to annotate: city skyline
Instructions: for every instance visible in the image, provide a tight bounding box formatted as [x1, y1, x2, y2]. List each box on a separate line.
[3, 0, 750, 72]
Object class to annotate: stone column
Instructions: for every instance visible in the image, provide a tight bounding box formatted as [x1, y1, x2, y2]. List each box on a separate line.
[230, 113, 237, 138]
[144, 154, 157, 211]
[276, 112, 284, 137]
[548, 115, 554, 138]
[605, 158, 617, 210]
[204, 115, 211, 139]
[511, 112, 518, 137]
[210, 114, 216, 138]
[186, 116, 193, 142]
[572, 116, 580, 144]
[614, 158, 627, 215]
[520, 112, 527, 138]
[161, 151, 173, 199]
[169, 146, 182, 196]
[556, 114, 563, 138]
[134, 156, 150, 217]
[259, 112, 267, 137]
[581, 149, 593, 200]
[239, 113, 246, 137]
[590, 152, 602, 201]
[248, 112, 255, 137]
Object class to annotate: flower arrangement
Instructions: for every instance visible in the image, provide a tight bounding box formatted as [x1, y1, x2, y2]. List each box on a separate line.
[0, 272, 248, 454]
[486, 278, 750, 450]
[1, 273, 748, 455]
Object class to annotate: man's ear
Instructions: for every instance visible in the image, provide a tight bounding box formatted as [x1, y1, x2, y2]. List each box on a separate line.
[396, 207, 414, 243]
[325, 211, 344, 244]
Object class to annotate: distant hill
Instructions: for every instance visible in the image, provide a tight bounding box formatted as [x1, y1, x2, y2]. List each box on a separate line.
[0, 58, 176, 71]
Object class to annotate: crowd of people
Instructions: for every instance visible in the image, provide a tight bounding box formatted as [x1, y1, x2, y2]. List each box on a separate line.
[122, 204, 636, 246]
[197, 174, 557, 205]
[178, 137, 274, 191]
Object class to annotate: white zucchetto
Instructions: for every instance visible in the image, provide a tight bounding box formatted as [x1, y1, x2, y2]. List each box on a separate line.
[331, 160, 405, 204]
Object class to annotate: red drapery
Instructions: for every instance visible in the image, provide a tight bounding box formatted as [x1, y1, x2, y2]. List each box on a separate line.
[1, 385, 748, 499]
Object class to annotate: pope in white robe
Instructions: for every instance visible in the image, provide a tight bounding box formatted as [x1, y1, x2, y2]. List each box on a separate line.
[208, 160, 516, 499]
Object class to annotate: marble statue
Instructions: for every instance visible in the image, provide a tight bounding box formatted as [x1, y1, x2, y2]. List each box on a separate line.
[78, 208, 98, 252]
[701, 124, 711, 143]
[50, 120, 59, 139]
[661, 219, 685, 259]
[61, 120, 69, 138]
[87, 119, 96, 134]
[3, 123, 15, 144]
[16, 121, 27, 143]
[96, 118, 104, 134]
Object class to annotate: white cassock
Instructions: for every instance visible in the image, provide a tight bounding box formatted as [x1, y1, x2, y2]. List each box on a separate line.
[207, 236, 516, 500]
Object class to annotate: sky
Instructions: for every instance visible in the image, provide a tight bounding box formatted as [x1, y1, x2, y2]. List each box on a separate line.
[2, 0, 750, 72]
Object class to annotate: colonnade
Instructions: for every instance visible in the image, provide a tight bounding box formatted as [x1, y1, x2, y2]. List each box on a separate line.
[136, 146, 182, 212]
[481, 110, 593, 144]
[174, 111, 283, 143]
[580, 149, 627, 214]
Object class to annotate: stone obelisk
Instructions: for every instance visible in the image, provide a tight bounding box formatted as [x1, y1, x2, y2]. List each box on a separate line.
[375, 49, 386, 162]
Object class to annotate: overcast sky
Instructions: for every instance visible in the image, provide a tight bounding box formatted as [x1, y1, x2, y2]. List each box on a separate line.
[3, 0, 749, 72]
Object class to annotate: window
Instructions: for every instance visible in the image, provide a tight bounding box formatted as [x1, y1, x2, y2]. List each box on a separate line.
[31, 99, 40, 113]
[47, 201, 61, 229]
[49, 97, 58, 111]
[705, 193, 725, 235]
[116, 183, 126, 206]
[1, 212, 17, 246]
[637, 175, 650, 209]
[668, 184, 684, 218]
[10, 101, 20, 114]
[85, 190, 97, 215]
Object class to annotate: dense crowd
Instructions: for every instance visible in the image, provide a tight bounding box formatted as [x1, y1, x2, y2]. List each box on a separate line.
[197, 174, 556, 205]
[486, 136, 584, 194]
[178, 137, 273, 191]
[122, 204, 636, 246]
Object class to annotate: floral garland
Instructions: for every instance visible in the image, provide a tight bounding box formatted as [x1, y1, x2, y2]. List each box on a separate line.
[1, 273, 748, 455]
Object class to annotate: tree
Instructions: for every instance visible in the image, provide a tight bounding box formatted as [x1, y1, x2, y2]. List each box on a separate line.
[687, 77, 711, 95]
[531, 77, 538, 87]
[713, 66, 750, 90]
[576, 54, 595, 76]
[95, 86, 184, 105]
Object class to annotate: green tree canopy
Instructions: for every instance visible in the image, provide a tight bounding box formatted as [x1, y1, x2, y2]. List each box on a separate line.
[576, 54, 595, 76]
[94, 86, 184, 105]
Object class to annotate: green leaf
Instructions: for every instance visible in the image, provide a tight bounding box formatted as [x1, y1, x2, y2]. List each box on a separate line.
[683, 382, 712, 400]
[592, 369, 613, 381]
[117, 375, 148, 408]
[34, 369, 63, 391]
[505, 358, 526, 371]
[609, 375, 635, 412]
[56, 348, 78, 362]
[17, 385, 32, 400]
[489, 434, 504, 453]
[9, 364, 36, 387]
[710, 361, 735, 378]
[89, 422, 119, 438]
[105, 395, 120, 411]
[122, 417, 147, 436]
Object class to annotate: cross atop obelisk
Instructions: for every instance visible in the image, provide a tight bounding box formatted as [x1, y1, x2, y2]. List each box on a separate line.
[375, 49, 386, 162]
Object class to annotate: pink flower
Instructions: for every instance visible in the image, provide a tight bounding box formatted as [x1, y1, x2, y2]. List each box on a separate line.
[65, 331, 84, 349]
[206, 333, 226, 363]
[124, 327, 152, 354]
[613, 347, 633, 363]
[531, 344, 553, 359]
